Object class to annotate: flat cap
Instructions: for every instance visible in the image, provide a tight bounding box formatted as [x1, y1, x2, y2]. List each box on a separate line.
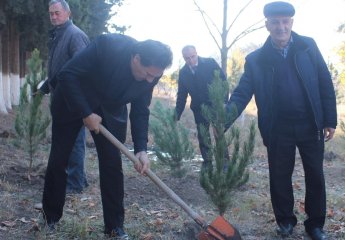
[263, 1, 295, 17]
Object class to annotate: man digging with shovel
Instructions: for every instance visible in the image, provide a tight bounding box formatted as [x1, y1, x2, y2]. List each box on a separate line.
[40, 33, 172, 239]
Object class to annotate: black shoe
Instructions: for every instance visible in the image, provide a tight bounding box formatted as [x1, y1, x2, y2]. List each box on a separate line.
[307, 228, 327, 240]
[108, 227, 129, 240]
[43, 221, 57, 233]
[276, 223, 293, 237]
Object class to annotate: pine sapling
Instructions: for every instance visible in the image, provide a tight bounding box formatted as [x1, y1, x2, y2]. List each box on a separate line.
[149, 101, 194, 177]
[14, 49, 51, 180]
[199, 70, 256, 215]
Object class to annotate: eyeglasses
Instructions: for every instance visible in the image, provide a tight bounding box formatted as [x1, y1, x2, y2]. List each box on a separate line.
[183, 54, 197, 61]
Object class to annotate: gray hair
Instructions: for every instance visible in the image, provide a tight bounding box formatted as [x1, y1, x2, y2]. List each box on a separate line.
[49, 0, 70, 12]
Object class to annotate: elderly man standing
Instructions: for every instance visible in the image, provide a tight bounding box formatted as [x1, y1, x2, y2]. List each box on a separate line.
[225, 2, 336, 240]
[40, 0, 89, 193]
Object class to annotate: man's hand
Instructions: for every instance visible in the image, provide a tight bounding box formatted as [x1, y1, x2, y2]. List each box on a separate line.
[83, 113, 102, 134]
[134, 151, 150, 175]
[32, 89, 44, 96]
[324, 127, 335, 142]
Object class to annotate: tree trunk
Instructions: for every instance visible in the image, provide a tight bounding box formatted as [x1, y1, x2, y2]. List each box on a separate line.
[2, 23, 12, 110]
[194, 0, 264, 78]
[0, 33, 8, 114]
[19, 48, 27, 87]
[10, 20, 20, 106]
[221, 0, 228, 76]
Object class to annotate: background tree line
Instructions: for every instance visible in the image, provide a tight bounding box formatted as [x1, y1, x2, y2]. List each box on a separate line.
[0, 0, 125, 113]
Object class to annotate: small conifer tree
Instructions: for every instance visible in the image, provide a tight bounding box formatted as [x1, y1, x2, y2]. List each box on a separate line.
[340, 121, 345, 140]
[14, 49, 51, 179]
[199, 71, 256, 215]
[149, 101, 194, 177]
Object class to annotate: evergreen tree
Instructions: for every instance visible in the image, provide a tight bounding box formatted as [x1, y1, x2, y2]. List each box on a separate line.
[5, 0, 53, 60]
[3, 0, 125, 59]
[69, 0, 126, 40]
[14, 49, 51, 179]
[149, 101, 194, 177]
[328, 62, 343, 104]
[227, 49, 245, 93]
[199, 70, 256, 215]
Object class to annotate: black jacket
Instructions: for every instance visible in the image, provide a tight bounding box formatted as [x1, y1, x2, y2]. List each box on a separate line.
[176, 57, 227, 119]
[51, 34, 161, 153]
[227, 32, 337, 146]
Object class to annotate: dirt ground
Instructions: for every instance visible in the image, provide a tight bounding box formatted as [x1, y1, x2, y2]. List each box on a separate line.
[0, 97, 345, 240]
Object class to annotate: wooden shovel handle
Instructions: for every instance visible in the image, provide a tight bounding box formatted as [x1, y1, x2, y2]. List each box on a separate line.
[99, 124, 207, 228]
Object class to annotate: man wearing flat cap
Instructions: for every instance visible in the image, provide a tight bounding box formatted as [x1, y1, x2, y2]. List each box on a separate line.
[263, 1, 295, 17]
[225, 1, 336, 240]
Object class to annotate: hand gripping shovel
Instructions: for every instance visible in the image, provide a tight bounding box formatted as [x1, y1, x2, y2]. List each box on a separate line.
[99, 124, 242, 240]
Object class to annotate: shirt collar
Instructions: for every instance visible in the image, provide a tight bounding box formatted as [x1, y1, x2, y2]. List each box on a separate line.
[271, 36, 293, 58]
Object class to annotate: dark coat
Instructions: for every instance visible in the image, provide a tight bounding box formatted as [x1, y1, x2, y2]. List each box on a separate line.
[40, 20, 89, 93]
[227, 31, 337, 146]
[51, 34, 161, 153]
[175, 57, 227, 120]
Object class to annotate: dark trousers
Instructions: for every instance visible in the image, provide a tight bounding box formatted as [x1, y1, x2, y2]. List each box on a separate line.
[66, 126, 88, 192]
[193, 110, 229, 167]
[193, 110, 212, 165]
[42, 108, 127, 232]
[267, 120, 325, 231]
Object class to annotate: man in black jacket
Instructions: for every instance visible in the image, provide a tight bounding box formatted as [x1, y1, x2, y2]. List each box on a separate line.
[175, 45, 227, 168]
[42, 33, 173, 239]
[40, 0, 90, 194]
[225, 2, 336, 240]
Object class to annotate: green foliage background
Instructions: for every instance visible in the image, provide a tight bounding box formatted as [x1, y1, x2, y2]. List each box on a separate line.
[1, 0, 124, 60]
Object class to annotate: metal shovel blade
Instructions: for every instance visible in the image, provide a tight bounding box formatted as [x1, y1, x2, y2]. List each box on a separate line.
[198, 216, 242, 240]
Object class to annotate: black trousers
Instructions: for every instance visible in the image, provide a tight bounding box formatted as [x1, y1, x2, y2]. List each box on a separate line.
[193, 109, 229, 167]
[42, 107, 127, 232]
[267, 120, 325, 231]
[193, 110, 212, 165]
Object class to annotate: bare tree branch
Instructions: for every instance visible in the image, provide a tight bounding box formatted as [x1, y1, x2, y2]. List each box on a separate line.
[227, 24, 265, 51]
[193, 0, 222, 51]
[227, 0, 254, 33]
[193, 0, 264, 75]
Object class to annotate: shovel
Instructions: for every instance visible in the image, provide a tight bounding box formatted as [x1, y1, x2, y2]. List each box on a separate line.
[99, 124, 242, 240]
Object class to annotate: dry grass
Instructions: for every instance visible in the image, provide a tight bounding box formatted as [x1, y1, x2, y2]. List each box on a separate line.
[0, 94, 345, 239]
